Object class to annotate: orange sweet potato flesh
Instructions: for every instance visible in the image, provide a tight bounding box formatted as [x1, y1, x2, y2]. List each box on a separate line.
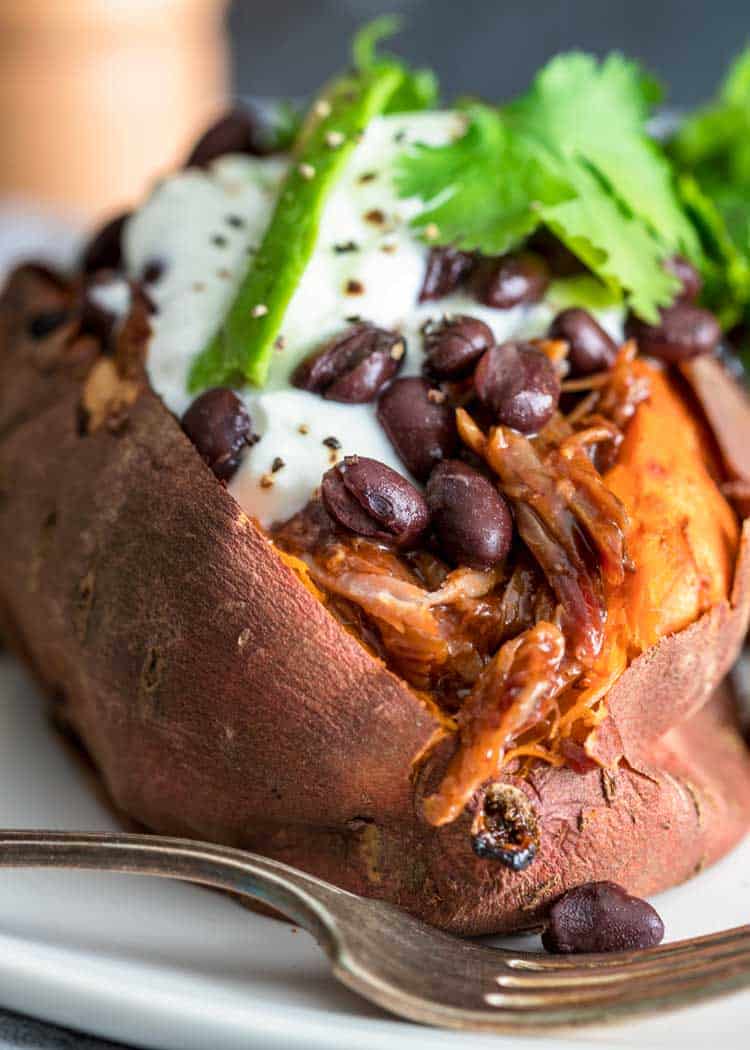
[606, 361, 738, 651]
[1, 264, 750, 935]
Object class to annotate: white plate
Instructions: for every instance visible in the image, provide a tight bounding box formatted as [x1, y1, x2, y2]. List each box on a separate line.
[0, 654, 749, 1050]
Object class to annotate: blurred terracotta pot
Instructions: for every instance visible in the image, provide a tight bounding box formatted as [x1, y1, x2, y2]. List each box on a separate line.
[0, 0, 230, 221]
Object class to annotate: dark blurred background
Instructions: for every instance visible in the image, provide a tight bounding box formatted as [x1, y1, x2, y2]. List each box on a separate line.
[228, 0, 748, 106]
[2, 0, 747, 225]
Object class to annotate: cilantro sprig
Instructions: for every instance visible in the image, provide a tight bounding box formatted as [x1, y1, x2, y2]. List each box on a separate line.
[396, 53, 698, 322]
[669, 46, 750, 331]
[189, 17, 438, 392]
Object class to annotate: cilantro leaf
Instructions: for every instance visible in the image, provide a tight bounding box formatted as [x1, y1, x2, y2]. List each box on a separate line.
[721, 45, 750, 106]
[352, 15, 438, 112]
[669, 45, 750, 328]
[676, 174, 750, 328]
[352, 15, 401, 71]
[395, 105, 568, 255]
[547, 274, 622, 313]
[504, 53, 699, 260]
[396, 52, 691, 320]
[537, 156, 678, 320]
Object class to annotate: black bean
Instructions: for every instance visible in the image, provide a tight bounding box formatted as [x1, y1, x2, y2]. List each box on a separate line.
[472, 251, 550, 310]
[292, 323, 405, 403]
[528, 230, 586, 277]
[426, 460, 512, 569]
[321, 456, 429, 548]
[542, 881, 665, 954]
[549, 308, 617, 376]
[377, 377, 458, 481]
[474, 342, 561, 434]
[27, 309, 71, 340]
[664, 254, 703, 303]
[423, 315, 495, 379]
[181, 388, 253, 481]
[626, 302, 720, 363]
[185, 105, 279, 167]
[418, 247, 475, 302]
[81, 212, 130, 274]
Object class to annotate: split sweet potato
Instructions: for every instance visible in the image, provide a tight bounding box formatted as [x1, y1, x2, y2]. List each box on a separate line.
[2, 264, 750, 934]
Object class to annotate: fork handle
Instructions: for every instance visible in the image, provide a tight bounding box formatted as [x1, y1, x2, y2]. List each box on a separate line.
[0, 829, 340, 954]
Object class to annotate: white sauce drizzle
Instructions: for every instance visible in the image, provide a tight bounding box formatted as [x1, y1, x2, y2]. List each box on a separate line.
[124, 112, 622, 527]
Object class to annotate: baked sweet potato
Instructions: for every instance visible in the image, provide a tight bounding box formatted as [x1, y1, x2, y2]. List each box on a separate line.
[2, 264, 750, 934]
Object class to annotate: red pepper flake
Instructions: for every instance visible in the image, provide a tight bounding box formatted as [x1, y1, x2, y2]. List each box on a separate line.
[259, 473, 274, 489]
[297, 423, 310, 435]
[364, 208, 386, 225]
[345, 279, 364, 296]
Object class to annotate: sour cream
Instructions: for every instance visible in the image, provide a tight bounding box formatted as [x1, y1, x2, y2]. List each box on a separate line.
[124, 112, 621, 527]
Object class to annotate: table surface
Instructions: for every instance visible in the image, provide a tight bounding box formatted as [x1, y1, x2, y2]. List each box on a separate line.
[0, 1009, 127, 1049]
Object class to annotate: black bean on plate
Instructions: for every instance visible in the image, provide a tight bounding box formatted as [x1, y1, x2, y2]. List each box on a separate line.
[377, 376, 458, 481]
[626, 302, 720, 363]
[423, 315, 495, 379]
[549, 308, 617, 376]
[292, 323, 405, 403]
[472, 251, 550, 310]
[426, 460, 513, 569]
[81, 212, 130, 275]
[181, 388, 254, 482]
[418, 247, 475, 302]
[474, 342, 561, 434]
[664, 254, 703, 303]
[321, 456, 429, 548]
[542, 881, 665, 954]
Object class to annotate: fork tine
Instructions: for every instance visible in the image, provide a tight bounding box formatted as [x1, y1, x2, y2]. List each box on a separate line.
[487, 944, 750, 1008]
[497, 926, 750, 985]
[504, 922, 750, 971]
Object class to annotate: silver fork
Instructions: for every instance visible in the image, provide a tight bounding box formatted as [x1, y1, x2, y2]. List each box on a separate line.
[1, 829, 749, 1032]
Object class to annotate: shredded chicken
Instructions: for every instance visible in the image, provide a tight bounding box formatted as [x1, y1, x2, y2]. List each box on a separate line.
[423, 622, 570, 825]
[458, 410, 616, 663]
[275, 346, 655, 826]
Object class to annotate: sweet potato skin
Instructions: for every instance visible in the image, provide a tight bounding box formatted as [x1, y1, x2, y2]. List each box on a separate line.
[2, 265, 750, 934]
